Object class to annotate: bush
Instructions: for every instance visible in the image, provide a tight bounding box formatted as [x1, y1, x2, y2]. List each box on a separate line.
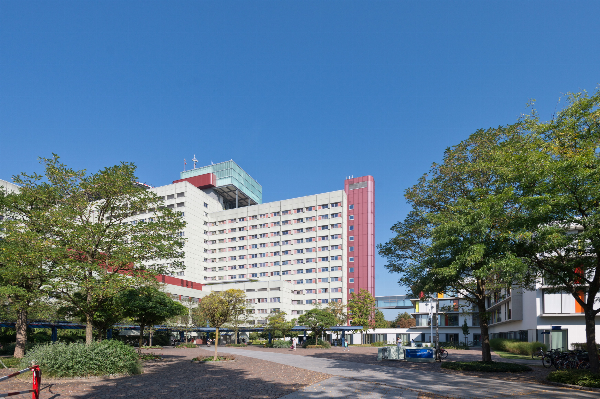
[371, 341, 387, 347]
[175, 343, 197, 348]
[442, 361, 531, 373]
[271, 340, 292, 348]
[226, 344, 247, 347]
[489, 339, 546, 356]
[548, 370, 600, 388]
[20, 340, 142, 378]
[301, 339, 331, 349]
[571, 342, 600, 351]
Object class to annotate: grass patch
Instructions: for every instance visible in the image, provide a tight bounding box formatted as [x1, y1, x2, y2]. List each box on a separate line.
[141, 345, 163, 349]
[548, 370, 600, 388]
[489, 338, 546, 356]
[193, 356, 234, 362]
[139, 353, 162, 361]
[19, 341, 142, 378]
[0, 357, 20, 368]
[442, 361, 532, 373]
[225, 344, 247, 347]
[492, 350, 534, 360]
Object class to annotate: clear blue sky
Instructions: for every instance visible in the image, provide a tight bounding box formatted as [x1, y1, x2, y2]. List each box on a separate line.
[1, 1, 599, 298]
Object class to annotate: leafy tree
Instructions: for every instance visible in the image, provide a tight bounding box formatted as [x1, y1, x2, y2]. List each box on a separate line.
[222, 289, 247, 344]
[462, 319, 470, 347]
[347, 289, 376, 344]
[505, 89, 600, 372]
[326, 301, 348, 326]
[196, 289, 245, 360]
[374, 310, 389, 328]
[393, 312, 416, 328]
[120, 286, 187, 351]
[23, 155, 185, 344]
[58, 290, 125, 341]
[297, 308, 336, 345]
[265, 311, 296, 341]
[0, 177, 64, 357]
[378, 126, 532, 361]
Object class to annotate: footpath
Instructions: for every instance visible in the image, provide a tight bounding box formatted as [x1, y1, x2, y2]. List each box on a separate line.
[218, 347, 598, 399]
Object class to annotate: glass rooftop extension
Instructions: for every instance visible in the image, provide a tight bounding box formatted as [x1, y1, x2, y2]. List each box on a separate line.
[180, 160, 262, 206]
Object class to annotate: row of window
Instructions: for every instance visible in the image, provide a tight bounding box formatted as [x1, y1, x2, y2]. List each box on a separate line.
[207, 255, 343, 264]
[210, 224, 343, 235]
[213, 204, 343, 225]
[209, 244, 342, 254]
[209, 236, 346, 246]
[292, 278, 342, 284]
[210, 213, 343, 227]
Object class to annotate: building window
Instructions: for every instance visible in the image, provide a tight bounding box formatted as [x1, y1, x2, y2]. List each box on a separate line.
[349, 288, 354, 294]
[349, 278, 354, 283]
[349, 236, 354, 241]
[349, 225, 354, 231]
[349, 204, 354, 210]
[349, 215, 354, 220]
[349, 246, 354, 252]
[204, 202, 208, 208]
[349, 267, 354, 272]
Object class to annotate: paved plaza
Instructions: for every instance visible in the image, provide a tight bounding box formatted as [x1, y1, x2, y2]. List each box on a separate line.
[0, 346, 597, 398]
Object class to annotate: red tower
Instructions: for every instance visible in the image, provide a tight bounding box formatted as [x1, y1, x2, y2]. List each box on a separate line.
[344, 176, 375, 297]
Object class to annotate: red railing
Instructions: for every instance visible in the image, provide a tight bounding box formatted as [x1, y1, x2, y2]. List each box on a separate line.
[0, 365, 41, 399]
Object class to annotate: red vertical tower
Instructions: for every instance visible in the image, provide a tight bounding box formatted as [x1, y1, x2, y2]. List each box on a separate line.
[344, 176, 375, 297]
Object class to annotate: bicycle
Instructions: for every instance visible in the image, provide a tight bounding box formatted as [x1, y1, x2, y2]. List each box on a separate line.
[439, 346, 449, 359]
[532, 346, 545, 359]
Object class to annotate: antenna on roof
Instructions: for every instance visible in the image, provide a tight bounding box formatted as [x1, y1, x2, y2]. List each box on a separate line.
[192, 155, 198, 169]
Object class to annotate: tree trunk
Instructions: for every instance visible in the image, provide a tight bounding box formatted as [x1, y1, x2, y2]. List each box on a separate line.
[584, 309, 599, 374]
[14, 309, 27, 359]
[139, 323, 145, 354]
[477, 299, 492, 362]
[214, 327, 219, 360]
[85, 314, 94, 345]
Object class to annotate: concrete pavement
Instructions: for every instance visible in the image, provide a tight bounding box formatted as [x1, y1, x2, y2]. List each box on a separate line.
[218, 347, 597, 399]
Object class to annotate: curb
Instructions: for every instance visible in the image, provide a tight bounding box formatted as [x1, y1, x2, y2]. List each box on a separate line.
[538, 379, 600, 392]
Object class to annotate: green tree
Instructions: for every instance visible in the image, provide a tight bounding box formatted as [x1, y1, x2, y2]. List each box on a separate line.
[373, 310, 389, 329]
[120, 286, 187, 351]
[196, 289, 245, 360]
[326, 301, 348, 326]
[393, 312, 416, 328]
[0, 177, 64, 357]
[347, 289, 376, 344]
[378, 126, 532, 361]
[462, 319, 470, 347]
[223, 289, 247, 344]
[297, 308, 336, 345]
[265, 311, 296, 341]
[505, 89, 600, 372]
[58, 289, 125, 341]
[25, 155, 185, 344]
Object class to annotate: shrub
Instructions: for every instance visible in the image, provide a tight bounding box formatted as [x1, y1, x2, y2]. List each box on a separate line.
[571, 342, 600, 351]
[20, 340, 142, 378]
[548, 370, 600, 388]
[226, 344, 247, 347]
[271, 340, 292, 348]
[301, 339, 331, 348]
[0, 357, 20, 368]
[175, 343, 197, 348]
[489, 339, 546, 356]
[441, 361, 531, 373]
[371, 341, 387, 347]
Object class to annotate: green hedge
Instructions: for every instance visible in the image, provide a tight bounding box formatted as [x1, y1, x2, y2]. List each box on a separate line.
[20, 340, 142, 378]
[570, 342, 600, 351]
[441, 361, 531, 373]
[548, 370, 600, 388]
[489, 339, 546, 356]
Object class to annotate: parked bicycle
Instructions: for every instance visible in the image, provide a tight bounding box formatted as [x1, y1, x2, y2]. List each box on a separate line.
[532, 346, 545, 359]
[438, 346, 449, 359]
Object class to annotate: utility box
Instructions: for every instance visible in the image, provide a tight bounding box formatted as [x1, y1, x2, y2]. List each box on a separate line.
[377, 346, 406, 361]
[404, 348, 435, 363]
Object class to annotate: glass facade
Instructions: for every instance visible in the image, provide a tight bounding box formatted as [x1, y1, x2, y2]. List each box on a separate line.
[181, 160, 262, 204]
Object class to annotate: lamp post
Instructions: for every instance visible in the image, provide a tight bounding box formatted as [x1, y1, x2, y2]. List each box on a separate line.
[428, 298, 433, 346]
[436, 295, 440, 361]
